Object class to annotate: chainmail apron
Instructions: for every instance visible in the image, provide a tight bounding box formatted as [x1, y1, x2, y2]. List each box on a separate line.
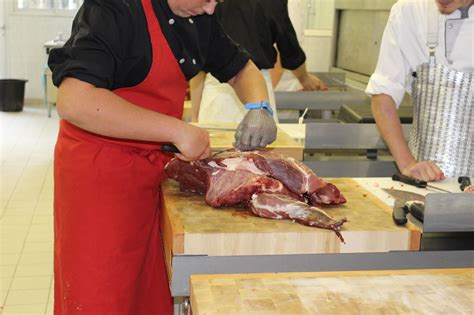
[409, 5, 474, 177]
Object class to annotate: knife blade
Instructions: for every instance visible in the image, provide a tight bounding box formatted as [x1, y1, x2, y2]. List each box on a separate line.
[392, 173, 451, 193]
[382, 188, 425, 225]
[197, 125, 238, 131]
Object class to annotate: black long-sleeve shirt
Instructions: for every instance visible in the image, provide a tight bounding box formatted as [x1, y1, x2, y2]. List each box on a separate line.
[48, 0, 249, 89]
[215, 0, 306, 70]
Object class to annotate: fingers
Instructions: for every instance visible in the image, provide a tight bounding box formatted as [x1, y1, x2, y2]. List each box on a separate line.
[407, 161, 445, 182]
[198, 145, 212, 160]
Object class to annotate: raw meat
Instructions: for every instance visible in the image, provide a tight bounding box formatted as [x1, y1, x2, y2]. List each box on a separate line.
[165, 150, 346, 206]
[165, 150, 347, 240]
[249, 193, 347, 242]
[464, 185, 474, 193]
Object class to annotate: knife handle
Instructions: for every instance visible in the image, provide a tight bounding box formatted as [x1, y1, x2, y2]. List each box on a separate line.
[404, 201, 425, 222]
[160, 144, 181, 153]
[458, 176, 471, 191]
[392, 206, 408, 225]
[392, 173, 427, 188]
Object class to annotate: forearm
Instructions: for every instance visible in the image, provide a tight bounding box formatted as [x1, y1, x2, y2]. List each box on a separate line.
[291, 62, 308, 80]
[189, 71, 206, 122]
[371, 94, 415, 171]
[57, 77, 185, 144]
[291, 62, 322, 91]
[271, 52, 284, 88]
[228, 60, 269, 104]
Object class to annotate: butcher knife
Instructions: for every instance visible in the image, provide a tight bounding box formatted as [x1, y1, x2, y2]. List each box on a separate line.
[160, 143, 181, 153]
[382, 188, 425, 225]
[458, 176, 471, 191]
[196, 125, 238, 131]
[392, 174, 451, 193]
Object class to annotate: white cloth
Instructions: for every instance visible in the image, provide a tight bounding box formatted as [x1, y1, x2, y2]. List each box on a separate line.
[366, 0, 474, 107]
[198, 69, 279, 123]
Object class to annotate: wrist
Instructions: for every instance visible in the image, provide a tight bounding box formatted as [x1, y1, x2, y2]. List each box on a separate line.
[244, 101, 273, 115]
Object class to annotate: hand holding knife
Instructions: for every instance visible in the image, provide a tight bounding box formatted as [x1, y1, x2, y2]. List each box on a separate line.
[391, 173, 450, 193]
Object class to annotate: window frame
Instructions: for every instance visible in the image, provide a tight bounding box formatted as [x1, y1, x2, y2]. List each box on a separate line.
[12, 0, 83, 17]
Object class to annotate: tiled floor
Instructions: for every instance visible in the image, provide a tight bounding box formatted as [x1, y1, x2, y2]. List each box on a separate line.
[1, 103, 58, 314]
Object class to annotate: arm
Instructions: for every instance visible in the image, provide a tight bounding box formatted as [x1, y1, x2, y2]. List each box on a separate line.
[371, 94, 444, 181]
[291, 62, 325, 91]
[228, 60, 269, 104]
[57, 77, 211, 160]
[271, 51, 284, 88]
[227, 60, 277, 151]
[189, 71, 206, 123]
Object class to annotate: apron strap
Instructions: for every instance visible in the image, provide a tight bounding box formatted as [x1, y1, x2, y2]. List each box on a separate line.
[426, 2, 439, 56]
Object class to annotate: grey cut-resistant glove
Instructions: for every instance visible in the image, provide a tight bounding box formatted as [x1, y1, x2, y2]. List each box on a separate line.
[234, 108, 277, 151]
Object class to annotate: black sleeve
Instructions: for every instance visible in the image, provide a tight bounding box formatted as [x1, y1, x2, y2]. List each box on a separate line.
[202, 17, 250, 83]
[48, 0, 133, 89]
[271, 0, 306, 70]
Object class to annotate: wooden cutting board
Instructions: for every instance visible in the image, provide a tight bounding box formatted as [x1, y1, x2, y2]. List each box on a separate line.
[161, 178, 421, 264]
[195, 123, 303, 160]
[190, 269, 474, 315]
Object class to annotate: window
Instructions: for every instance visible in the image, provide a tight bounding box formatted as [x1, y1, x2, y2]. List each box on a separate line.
[16, 0, 83, 11]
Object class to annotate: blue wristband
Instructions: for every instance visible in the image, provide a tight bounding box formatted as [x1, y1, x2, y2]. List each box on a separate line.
[244, 101, 273, 116]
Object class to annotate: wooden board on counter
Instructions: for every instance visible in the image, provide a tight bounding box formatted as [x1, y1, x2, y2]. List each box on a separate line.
[190, 268, 474, 315]
[161, 178, 421, 264]
[195, 123, 303, 160]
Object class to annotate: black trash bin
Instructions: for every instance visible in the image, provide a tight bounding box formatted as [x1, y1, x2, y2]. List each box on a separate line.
[0, 79, 28, 112]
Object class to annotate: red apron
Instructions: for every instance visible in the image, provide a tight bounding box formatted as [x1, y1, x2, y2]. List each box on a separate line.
[53, 0, 185, 313]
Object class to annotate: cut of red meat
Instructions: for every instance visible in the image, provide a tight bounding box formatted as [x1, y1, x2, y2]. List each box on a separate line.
[168, 150, 346, 206]
[249, 193, 347, 242]
[165, 150, 347, 241]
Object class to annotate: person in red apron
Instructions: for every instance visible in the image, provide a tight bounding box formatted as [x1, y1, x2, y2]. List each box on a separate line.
[48, 0, 277, 314]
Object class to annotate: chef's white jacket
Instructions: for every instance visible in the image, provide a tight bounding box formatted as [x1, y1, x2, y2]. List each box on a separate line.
[366, 0, 474, 107]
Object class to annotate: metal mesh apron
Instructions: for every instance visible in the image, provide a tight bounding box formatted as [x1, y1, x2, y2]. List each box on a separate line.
[409, 5, 474, 177]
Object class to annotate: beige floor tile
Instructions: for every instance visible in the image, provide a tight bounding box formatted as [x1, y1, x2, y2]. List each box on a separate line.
[2, 303, 47, 314]
[1, 224, 30, 237]
[45, 301, 54, 315]
[2, 207, 36, 216]
[1, 253, 21, 266]
[0, 241, 25, 254]
[6, 199, 38, 209]
[10, 276, 51, 290]
[31, 215, 52, 225]
[22, 242, 53, 254]
[2, 105, 59, 308]
[18, 252, 53, 266]
[25, 232, 53, 244]
[1, 215, 32, 225]
[1, 289, 9, 306]
[1, 277, 13, 292]
[14, 263, 52, 277]
[1, 265, 16, 280]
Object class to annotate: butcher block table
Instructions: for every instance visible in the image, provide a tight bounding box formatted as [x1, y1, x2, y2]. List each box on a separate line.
[195, 123, 304, 160]
[162, 176, 473, 314]
[190, 268, 474, 315]
[162, 178, 421, 260]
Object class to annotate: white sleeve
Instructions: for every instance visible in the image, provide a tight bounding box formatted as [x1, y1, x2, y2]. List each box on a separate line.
[366, 4, 412, 108]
